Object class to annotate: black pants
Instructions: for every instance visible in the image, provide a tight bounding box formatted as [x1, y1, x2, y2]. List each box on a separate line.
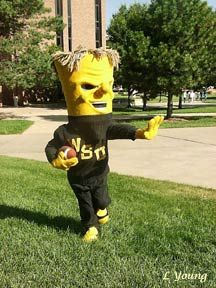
[67, 175, 111, 229]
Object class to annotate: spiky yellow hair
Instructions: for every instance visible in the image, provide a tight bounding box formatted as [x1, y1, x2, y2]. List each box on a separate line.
[52, 47, 120, 72]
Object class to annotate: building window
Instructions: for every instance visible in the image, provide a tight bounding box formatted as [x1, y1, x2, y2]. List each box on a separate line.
[95, 0, 102, 48]
[55, 0, 64, 49]
[67, 0, 72, 51]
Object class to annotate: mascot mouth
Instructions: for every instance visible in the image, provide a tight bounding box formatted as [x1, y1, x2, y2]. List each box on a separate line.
[91, 102, 107, 109]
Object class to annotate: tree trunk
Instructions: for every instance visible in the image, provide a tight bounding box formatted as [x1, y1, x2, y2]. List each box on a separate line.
[12, 89, 19, 107]
[127, 87, 132, 108]
[166, 92, 173, 119]
[142, 92, 147, 111]
[0, 85, 3, 107]
[159, 91, 162, 102]
[178, 94, 183, 109]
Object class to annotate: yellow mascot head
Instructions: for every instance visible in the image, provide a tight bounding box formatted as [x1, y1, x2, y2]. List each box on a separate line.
[53, 47, 120, 116]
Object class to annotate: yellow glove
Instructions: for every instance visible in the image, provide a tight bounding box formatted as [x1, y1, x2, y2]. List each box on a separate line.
[135, 115, 164, 140]
[51, 151, 78, 171]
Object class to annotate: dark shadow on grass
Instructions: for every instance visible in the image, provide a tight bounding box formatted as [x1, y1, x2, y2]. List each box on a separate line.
[181, 103, 216, 108]
[114, 114, 216, 122]
[0, 112, 21, 120]
[37, 114, 68, 122]
[113, 115, 152, 121]
[113, 103, 216, 113]
[24, 102, 67, 109]
[0, 112, 67, 122]
[0, 204, 81, 235]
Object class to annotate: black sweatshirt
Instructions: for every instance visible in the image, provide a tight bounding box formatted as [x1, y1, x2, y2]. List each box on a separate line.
[45, 113, 137, 184]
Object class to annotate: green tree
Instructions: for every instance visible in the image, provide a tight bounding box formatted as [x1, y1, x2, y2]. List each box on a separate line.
[148, 0, 216, 117]
[0, 0, 45, 37]
[196, 9, 216, 88]
[108, 4, 153, 109]
[0, 0, 63, 103]
[108, 0, 216, 118]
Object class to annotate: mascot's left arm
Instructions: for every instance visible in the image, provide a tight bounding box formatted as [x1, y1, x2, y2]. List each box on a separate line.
[107, 115, 164, 141]
[135, 115, 164, 140]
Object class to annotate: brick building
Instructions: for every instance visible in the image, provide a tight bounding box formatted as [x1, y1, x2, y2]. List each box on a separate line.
[45, 0, 106, 51]
[0, 0, 106, 106]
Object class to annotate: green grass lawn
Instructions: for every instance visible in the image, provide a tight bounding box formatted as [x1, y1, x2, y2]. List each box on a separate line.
[120, 116, 216, 129]
[0, 156, 215, 287]
[167, 105, 216, 114]
[114, 92, 216, 104]
[0, 115, 215, 134]
[0, 120, 33, 134]
[113, 105, 216, 115]
[205, 93, 216, 103]
[149, 93, 216, 104]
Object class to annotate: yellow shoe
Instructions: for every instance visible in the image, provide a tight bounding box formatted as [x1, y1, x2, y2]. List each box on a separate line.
[97, 208, 109, 225]
[82, 226, 99, 242]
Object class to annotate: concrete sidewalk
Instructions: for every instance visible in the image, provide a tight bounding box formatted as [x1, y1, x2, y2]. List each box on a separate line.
[0, 106, 216, 189]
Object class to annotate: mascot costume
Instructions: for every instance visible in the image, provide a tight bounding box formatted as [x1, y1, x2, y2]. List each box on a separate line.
[45, 47, 163, 242]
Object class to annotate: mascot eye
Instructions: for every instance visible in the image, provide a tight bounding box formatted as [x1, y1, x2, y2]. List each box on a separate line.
[81, 83, 97, 90]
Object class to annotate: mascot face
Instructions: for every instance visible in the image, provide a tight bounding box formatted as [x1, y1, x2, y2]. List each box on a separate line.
[54, 53, 115, 116]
